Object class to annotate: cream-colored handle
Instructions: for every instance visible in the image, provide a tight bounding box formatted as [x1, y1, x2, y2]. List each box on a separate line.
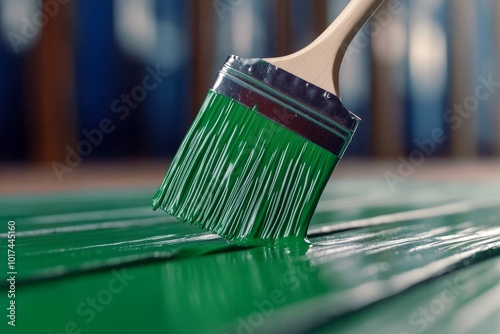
[266, 0, 385, 97]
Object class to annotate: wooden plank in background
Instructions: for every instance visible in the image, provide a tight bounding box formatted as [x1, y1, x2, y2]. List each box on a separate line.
[190, 0, 215, 120]
[370, 1, 405, 158]
[312, 0, 329, 38]
[494, 0, 500, 156]
[449, 0, 477, 157]
[276, 0, 292, 57]
[25, 0, 77, 165]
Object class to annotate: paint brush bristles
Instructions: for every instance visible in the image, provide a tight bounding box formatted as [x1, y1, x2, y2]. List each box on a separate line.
[152, 57, 359, 244]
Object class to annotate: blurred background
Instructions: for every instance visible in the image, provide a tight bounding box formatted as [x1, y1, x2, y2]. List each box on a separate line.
[0, 0, 499, 192]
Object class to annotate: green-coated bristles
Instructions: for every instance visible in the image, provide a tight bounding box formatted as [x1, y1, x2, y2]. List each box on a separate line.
[152, 91, 339, 244]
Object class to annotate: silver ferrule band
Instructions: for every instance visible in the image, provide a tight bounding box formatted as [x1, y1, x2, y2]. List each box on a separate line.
[212, 55, 360, 157]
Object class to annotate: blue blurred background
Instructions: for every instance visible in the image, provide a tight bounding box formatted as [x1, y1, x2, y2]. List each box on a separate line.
[0, 0, 499, 167]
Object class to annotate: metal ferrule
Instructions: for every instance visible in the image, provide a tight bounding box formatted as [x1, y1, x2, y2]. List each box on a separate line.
[212, 55, 361, 157]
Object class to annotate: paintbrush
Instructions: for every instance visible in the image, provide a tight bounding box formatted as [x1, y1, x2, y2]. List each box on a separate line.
[153, 0, 386, 244]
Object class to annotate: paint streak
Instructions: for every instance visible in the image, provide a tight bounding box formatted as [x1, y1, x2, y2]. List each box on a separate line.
[1, 180, 500, 333]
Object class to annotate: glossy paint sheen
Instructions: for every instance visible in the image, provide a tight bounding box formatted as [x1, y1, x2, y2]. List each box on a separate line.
[1, 180, 500, 333]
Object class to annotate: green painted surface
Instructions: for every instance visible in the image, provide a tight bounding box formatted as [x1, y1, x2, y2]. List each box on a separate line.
[153, 91, 339, 244]
[1, 180, 500, 334]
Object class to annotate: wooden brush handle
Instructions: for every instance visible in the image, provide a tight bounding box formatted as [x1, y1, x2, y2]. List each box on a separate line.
[266, 0, 385, 97]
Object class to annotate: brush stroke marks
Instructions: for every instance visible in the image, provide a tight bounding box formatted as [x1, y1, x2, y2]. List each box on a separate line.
[1, 180, 500, 333]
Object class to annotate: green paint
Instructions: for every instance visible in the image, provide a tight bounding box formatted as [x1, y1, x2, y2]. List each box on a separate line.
[2, 181, 500, 333]
[153, 91, 339, 244]
[314, 256, 500, 334]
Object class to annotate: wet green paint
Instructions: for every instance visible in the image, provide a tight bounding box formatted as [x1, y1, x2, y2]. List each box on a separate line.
[1, 181, 500, 333]
[152, 91, 339, 244]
